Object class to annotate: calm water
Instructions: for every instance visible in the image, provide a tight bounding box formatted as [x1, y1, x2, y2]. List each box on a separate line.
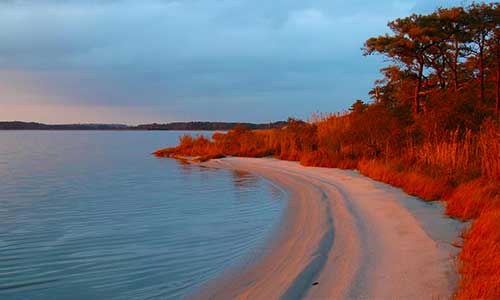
[0, 131, 285, 300]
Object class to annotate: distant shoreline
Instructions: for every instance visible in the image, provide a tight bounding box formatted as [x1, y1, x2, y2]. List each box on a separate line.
[0, 121, 286, 131]
[0, 129, 224, 131]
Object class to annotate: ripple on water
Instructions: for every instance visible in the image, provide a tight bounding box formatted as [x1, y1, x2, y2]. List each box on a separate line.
[0, 131, 285, 300]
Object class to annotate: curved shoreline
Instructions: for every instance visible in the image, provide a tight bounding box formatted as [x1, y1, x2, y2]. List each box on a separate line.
[194, 157, 466, 299]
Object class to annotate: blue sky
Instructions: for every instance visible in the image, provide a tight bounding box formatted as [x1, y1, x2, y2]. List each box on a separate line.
[0, 0, 489, 124]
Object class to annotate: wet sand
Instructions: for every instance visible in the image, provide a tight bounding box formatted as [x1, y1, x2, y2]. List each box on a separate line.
[195, 157, 466, 300]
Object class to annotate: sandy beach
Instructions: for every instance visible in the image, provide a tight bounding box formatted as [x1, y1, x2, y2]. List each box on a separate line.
[195, 157, 466, 300]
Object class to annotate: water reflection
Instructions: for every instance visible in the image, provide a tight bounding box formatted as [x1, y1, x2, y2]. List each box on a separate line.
[174, 160, 261, 191]
[231, 170, 259, 190]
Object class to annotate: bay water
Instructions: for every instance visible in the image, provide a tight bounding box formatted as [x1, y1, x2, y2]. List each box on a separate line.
[0, 131, 285, 300]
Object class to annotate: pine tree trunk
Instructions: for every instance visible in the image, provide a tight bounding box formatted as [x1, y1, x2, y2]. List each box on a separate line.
[414, 62, 424, 116]
[479, 36, 485, 103]
[454, 41, 459, 101]
[495, 30, 499, 118]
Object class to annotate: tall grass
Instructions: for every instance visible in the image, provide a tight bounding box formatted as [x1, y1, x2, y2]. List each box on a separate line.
[457, 209, 500, 299]
[412, 129, 480, 182]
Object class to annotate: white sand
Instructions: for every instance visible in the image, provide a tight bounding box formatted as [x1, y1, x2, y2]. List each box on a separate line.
[195, 157, 466, 300]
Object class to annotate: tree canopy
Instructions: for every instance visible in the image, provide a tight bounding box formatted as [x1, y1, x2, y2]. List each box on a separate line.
[364, 3, 499, 119]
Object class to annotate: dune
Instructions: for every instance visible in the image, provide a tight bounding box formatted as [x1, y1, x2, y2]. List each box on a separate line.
[193, 157, 466, 300]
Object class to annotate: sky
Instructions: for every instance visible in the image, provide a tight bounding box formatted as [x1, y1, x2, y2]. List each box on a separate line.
[0, 0, 488, 124]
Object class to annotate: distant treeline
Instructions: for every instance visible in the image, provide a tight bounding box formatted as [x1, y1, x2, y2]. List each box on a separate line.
[0, 121, 287, 131]
[134, 121, 287, 131]
[0, 122, 129, 130]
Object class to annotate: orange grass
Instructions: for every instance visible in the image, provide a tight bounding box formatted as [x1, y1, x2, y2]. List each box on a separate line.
[457, 209, 500, 299]
[446, 179, 500, 221]
[357, 160, 453, 200]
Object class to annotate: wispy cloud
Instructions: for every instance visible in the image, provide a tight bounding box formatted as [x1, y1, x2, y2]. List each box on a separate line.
[0, 0, 487, 123]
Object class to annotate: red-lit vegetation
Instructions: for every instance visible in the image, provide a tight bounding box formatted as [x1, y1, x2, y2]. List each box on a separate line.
[155, 3, 500, 298]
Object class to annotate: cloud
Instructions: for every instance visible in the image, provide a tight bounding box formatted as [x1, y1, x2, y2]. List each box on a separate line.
[0, 0, 488, 123]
